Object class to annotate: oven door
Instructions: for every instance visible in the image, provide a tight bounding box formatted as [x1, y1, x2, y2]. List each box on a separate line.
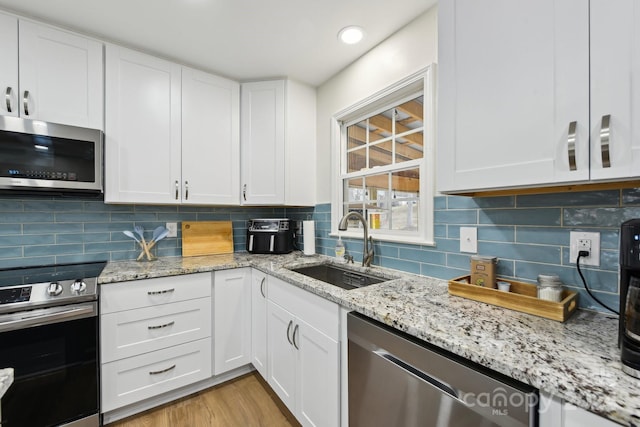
[0, 302, 99, 427]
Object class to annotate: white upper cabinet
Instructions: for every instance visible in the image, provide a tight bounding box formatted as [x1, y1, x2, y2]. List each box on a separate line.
[438, 0, 590, 193]
[0, 13, 103, 129]
[105, 44, 182, 204]
[0, 13, 18, 118]
[241, 79, 316, 206]
[182, 67, 240, 205]
[105, 45, 240, 205]
[590, 0, 640, 181]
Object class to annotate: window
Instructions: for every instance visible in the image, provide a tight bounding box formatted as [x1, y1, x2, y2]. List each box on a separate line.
[332, 67, 435, 245]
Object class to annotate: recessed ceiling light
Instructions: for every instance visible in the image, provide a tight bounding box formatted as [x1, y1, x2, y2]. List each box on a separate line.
[338, 26, 364, 45]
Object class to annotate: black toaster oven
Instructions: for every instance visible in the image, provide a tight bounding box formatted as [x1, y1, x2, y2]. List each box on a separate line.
[246, 218, 294, 254]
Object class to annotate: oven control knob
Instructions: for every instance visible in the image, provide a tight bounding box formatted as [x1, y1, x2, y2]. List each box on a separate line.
[71, 280, 87, 294]
[47, 281, 63, 296]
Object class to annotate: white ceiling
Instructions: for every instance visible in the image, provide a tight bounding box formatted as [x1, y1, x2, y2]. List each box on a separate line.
[0, 0, 437, 87]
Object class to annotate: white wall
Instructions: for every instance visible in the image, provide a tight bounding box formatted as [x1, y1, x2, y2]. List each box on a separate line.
[315, 7, 438, 203]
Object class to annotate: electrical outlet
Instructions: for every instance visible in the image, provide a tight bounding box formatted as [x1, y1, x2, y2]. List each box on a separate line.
[166, 222, 178, 238]
[569, 231, 600, 266]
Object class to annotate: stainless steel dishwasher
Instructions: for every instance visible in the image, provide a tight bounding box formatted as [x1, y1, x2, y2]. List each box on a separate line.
[348, 312, 538, 427]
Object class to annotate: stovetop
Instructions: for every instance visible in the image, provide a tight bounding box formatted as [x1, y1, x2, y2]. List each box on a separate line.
[0, 261, 106, 314]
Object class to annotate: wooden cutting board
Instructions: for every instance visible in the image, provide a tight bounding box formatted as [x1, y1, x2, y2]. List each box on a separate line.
[181, 221, 234, 257]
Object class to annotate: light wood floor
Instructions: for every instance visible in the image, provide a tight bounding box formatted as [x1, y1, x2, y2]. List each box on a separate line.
[107, 372, 300, 427]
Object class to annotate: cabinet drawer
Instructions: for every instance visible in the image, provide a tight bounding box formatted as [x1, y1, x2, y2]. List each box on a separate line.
[269, 276, 339, 339]
[101, 338, 212, 412]
[101, 273, 212, 313]
[101, 297, 211, 363]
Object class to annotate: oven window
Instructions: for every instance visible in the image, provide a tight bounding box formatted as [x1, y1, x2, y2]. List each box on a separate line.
[0, 315, 98, 427]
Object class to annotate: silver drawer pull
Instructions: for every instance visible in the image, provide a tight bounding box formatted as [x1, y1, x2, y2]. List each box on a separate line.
[147, 288, 175, 295]
[293, 324, 299, 350]
[5, 87, 12, 113]
[286, 320, 294, 345]
[148, 321, 175, 330]
[149, 364, 176, 375]
[23, 90, 30, 115]
[567, 121, 577, 171]
[600, 114, 611, 168]
[260, 277, 266, 298]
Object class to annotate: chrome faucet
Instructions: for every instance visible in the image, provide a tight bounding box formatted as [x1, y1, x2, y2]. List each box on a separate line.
[338, 211, 374, 267]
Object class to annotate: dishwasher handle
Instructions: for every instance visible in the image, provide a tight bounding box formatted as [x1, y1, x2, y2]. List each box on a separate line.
[374, 350, 463, 403]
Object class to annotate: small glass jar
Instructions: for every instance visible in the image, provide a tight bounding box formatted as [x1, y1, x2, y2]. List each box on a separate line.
[537, 274, 564, 302]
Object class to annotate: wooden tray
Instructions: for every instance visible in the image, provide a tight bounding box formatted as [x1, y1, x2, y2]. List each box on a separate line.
[448, 275, 578, 322]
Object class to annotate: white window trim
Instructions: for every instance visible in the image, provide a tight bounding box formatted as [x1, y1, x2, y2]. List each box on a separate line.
[330, 65, 437, 246]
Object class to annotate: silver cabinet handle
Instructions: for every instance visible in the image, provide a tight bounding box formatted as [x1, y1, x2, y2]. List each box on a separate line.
[260, 277, 266, 298]
[600, 114, 611, 168]
[243, 184, 247, 201]
[149, 364, 176, 375]
[184, 181, 189, 200]
[175, 180, 179, 200]
[286, 320, 294, 345]
[147, 288, 175, 295]
[5, 87, 12, 113]
[567, 121, 577, 171]
[23, 90, 30, 115]
[293, 324, 299, 350]
[148, 321, 175, 330]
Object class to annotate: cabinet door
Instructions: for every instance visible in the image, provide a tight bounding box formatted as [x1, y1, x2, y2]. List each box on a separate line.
[590, 0, 640, 180]
[104, 44, 182, 204]
[563, 403, 619, 427]
[182, 68, 240, 205]
[240, 80, 285, 205]
[213, 268, 251, 375]
[18, 20, 103, 129]
[295, 319, 339, 427]
[437, 0, 590, 193]
[267, 300, 296, 412]
[0, 12, 18, 118]
[251, 269, 268, 379]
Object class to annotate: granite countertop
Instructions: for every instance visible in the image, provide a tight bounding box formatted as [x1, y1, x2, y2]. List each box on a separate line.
[100, 252, 639, 426]
[0, 368, 14, 400]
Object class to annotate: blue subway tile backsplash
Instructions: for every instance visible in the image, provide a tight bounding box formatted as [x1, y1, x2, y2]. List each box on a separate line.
[0, 188, 637, 314]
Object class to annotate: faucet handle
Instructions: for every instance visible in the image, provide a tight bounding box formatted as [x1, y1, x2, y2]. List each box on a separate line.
[344, 254, 354, 264]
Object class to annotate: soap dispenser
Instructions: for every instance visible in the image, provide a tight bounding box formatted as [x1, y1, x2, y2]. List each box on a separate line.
[335, 236, 345, 262]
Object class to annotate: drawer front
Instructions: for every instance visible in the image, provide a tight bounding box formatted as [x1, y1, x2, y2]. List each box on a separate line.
[101, 297, 211, 363]
[269, 276, 339, 339]
[101, 273, 212, 313]
[101, 338, 212, 412]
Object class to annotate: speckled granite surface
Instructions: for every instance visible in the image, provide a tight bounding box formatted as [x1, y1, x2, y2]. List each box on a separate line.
[100, 252, 638, 426]
[0, 368, 13, 400]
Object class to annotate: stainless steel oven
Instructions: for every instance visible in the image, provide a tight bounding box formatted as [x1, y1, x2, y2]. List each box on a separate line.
[0, 262, 105, 427]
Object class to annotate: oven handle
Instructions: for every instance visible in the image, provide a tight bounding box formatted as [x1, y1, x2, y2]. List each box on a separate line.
[0, 302, 97, 333]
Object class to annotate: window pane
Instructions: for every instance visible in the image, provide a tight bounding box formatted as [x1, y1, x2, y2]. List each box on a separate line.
[347, 147, 367, 173]
[347, 121, 367, 150]
[345, 177, 364, 202]
[396, 130, 423, 163]
[369, 140, 393, 168]
[365, 173, 389, 230]
[390, 168, 419, 231]
[368, 108, 395, 142]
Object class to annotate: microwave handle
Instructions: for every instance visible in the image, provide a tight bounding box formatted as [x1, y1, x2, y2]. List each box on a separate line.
[248, 234, 254, 252]
[269, 235, 275, 252]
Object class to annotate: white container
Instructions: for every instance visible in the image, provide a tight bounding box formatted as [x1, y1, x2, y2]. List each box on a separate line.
[497, 281, 511, 292]
[537, 274, 564, 302]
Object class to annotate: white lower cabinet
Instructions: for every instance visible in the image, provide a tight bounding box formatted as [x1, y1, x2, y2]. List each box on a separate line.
[251, 269, 268, 379]
[213, 268, 252, 375]
[100, 273, 213, 413]
[539, 392, 620, 427]
[266, 276, 340, 427]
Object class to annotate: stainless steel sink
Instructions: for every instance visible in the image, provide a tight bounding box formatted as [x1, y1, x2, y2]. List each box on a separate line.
[289, 264, 390, 290]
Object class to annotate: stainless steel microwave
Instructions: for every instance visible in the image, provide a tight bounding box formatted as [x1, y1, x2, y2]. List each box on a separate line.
[0, 116, 104, 193]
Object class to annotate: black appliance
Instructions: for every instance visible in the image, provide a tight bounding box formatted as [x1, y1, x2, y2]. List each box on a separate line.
[0, 116, 103, 193]
[0, 261, 105, 427]
[246, 218, 294, 254]
[620, 219, 640, 378]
